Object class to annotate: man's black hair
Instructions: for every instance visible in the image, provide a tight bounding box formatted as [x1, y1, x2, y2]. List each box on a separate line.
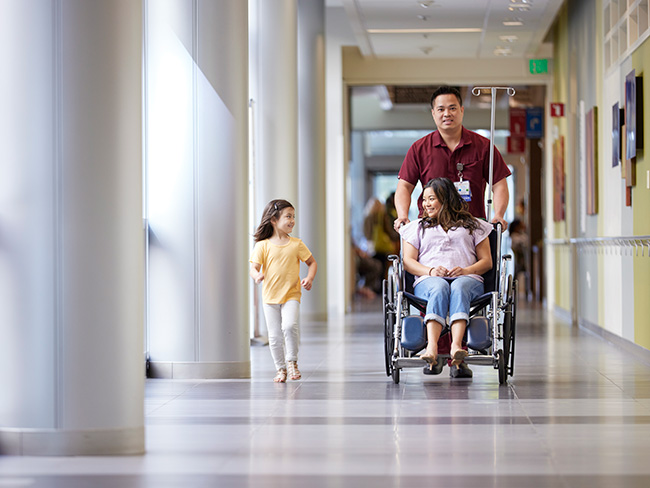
[430, 86, 463, 108]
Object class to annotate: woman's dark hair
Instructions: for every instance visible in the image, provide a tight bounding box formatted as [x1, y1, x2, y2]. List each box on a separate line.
[419, 177, 479, 234]
[253, 199, 294, 242]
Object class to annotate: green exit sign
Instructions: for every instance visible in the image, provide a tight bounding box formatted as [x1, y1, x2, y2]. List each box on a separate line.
[529, 59, 548, 74]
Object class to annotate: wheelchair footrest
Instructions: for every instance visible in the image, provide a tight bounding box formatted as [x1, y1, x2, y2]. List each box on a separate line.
[400, 315, 427, 351]
[463, 354, 495, 366]
[395, 354, 494, 369]
[466, 316, 492, 351]
[395, 357, 430, 369]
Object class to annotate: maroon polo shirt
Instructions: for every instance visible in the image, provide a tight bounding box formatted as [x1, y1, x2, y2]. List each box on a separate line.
[398, 127, 511, 219]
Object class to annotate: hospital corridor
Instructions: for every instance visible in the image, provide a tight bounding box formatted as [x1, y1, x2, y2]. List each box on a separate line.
[2, 1, 650, 487]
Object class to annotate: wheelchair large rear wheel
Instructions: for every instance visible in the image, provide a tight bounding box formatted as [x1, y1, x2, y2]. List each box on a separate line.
[392, 363, 400, 384]
[497, 350, 507, 385]
[498, 275, 515, 381]
[383, 279, 395, 377]
[506, 278, 517, 377]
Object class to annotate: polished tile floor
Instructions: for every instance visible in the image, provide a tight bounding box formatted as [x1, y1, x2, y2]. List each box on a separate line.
[2, 300, 650, 487]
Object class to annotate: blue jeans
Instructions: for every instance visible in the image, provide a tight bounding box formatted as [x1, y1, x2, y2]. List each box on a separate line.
[414, 276, 484, 327]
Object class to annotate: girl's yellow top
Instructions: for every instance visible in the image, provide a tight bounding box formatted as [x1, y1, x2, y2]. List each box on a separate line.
[250, 237, 313, 304]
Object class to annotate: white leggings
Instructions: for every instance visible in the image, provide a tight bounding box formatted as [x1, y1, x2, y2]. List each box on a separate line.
[262, 300, 300, 371]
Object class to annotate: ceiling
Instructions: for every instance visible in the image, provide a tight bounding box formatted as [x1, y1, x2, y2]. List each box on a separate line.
[330, 0, 563, 60]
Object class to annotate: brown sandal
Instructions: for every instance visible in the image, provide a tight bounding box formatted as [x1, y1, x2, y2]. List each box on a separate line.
[450, 349, 468, 366]
[287, 361, 301, 380]
[273, 369, 287, 383]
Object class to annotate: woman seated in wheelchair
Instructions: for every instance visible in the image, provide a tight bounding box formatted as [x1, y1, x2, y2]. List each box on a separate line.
[400, 177, 493, 369]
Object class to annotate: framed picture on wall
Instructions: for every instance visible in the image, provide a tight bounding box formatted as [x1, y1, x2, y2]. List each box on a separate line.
[612, 102, 621, 167]
[625, 70, 636, 160]
[625, 70, 644, 160]
[553, 136, 565, 222]
[586, 107, 598, 215]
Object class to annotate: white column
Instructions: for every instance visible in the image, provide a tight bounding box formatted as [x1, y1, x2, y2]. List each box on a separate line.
[145, 0, 250, 379]
[254, 0, 299, 211]
[325, 6, 354, 319]
[248, 0, 299, 338]
[298, 0, 327, 321]
[0, 0, 144, 455]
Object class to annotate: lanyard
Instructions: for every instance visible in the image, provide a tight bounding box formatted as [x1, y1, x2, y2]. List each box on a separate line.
[456, 162, 464, 182]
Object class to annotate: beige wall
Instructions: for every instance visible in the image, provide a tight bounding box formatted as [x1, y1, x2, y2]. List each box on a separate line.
[549, 0, 650, 351]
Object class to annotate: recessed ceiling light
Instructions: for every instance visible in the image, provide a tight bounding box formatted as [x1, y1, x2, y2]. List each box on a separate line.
[367, 28, 483, 34]
[494, 46, 513, 56]
[419, 1, 435, 7]
[500, 35, 519, 42]
[503, 18, 524, 26]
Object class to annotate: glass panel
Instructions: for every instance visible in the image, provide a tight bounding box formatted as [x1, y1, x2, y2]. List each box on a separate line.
[630, 8, 639, 45]
[619, 22, 628, 54]
[611, 0, 619, 28]
[640, 0, 649, 34]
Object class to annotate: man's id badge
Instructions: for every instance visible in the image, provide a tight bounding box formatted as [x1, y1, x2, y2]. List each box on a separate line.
[454, 180, 472, 202]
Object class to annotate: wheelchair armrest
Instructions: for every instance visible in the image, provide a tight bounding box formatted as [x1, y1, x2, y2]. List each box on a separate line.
[388, 254, 399, 262]
[469, 292, 494, 315]
[403, 292, 428, 315]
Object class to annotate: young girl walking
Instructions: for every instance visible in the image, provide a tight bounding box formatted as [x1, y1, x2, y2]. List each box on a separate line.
[250, 199, 317, 382]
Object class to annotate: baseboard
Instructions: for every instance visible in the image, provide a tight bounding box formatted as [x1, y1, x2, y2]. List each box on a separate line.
[553, 306, 573, 325]
[552, 306, 650, 366]
[0, 426, 144, 456]
[300, 311, 328, 322]
[147, 361, 251, 379]
[579, 318, 650, 367]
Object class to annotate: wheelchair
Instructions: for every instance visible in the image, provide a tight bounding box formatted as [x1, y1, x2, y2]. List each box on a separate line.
[382, 223, 517, 385]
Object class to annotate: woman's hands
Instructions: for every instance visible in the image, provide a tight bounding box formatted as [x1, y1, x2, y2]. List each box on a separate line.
[431, 266, 467, 277]
[430, 266, 449, 277]
[445, 266, 467, 277]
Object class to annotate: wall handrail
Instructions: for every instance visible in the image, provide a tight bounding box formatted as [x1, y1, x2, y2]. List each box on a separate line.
[544, 236, 650, 257]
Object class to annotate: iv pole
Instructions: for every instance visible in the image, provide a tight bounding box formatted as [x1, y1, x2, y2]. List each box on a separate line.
[471, 86, 516, 222]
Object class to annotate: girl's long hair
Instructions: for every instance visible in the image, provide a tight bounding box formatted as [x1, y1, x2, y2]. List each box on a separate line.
[420, 178, 480, 234]
[253, 199, 294, 242]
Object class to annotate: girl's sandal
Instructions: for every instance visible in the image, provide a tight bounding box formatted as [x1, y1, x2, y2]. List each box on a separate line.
[287, 361, 301, 380]
[273, 369, 287, 383]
